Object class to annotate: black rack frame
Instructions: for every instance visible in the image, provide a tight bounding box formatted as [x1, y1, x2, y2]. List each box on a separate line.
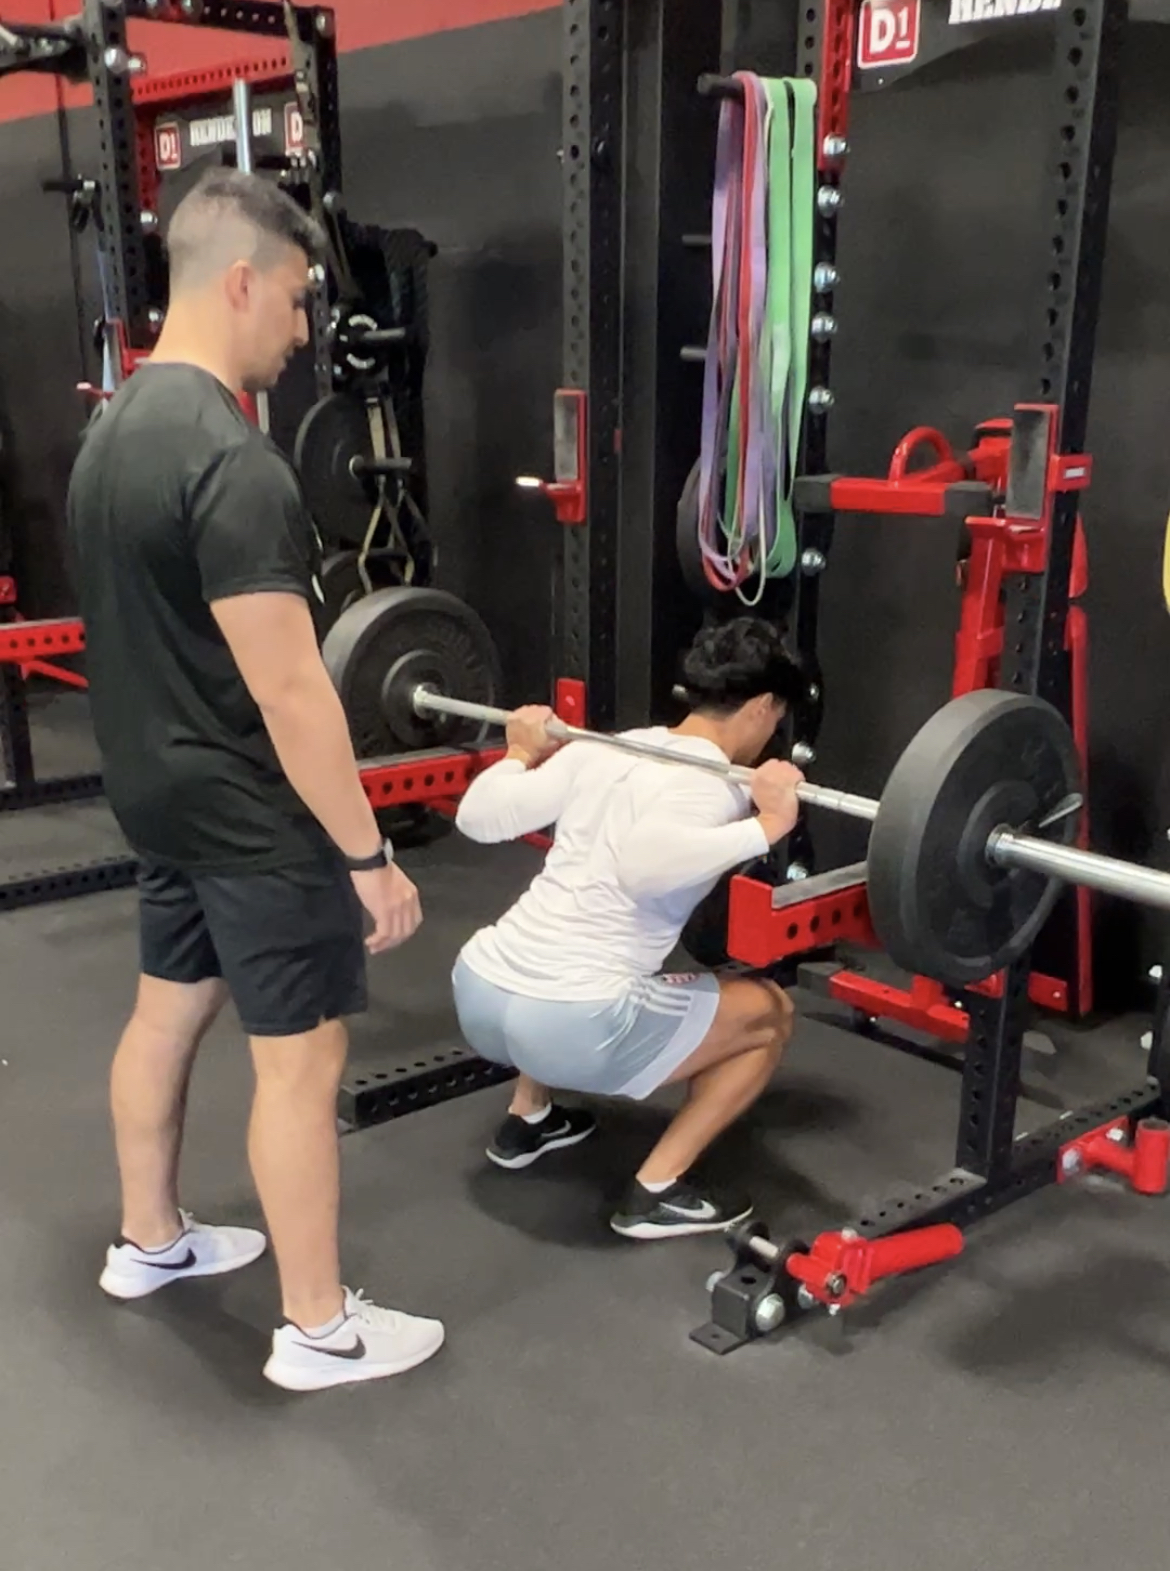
[557, 0, 624, 730]
[558, 0, 1165, 1350]
[693, 0, 1154, 1352]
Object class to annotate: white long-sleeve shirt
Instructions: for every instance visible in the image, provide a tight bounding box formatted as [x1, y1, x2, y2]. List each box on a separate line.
[455, 728, 770, 1001]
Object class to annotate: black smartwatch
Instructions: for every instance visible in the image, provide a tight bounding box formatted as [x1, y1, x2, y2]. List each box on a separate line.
[343, 839, 394, 872]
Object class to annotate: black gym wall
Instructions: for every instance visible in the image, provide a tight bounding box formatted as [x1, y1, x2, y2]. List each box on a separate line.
[0, 0, 564, 706]
[332, 9, 564, 698]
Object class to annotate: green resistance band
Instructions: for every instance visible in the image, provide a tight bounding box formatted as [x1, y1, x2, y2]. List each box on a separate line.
[719, 76, 818, 603]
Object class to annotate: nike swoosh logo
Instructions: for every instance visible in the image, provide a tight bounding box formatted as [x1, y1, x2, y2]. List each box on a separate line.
[297, 1335, 367, 1361]
[143, 1248, 197, 1271]
[541, 1122, 574, 1140]
[661, 1200, 719, 1221]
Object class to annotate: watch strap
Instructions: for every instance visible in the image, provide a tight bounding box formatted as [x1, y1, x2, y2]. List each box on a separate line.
[344, 839, 393, 872]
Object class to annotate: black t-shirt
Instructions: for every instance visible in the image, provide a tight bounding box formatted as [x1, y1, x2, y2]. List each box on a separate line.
[66, 363, 330, 872]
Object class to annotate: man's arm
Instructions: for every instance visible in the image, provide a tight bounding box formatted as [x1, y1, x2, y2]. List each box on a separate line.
[210, 592, 382, 860]
[191, 442, 382, 861]
[616, 760, 803, 899]
[455, 744, 579, 843]
[193, 442, 421, 953]
[615, 777, 771, 900]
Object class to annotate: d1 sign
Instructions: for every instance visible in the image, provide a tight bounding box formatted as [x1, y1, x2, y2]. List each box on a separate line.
[857, 0, 921, 68]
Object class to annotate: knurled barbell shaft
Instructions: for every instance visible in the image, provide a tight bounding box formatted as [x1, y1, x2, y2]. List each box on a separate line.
[988, 829, 1170, 914]
[411, 687, 880, 823]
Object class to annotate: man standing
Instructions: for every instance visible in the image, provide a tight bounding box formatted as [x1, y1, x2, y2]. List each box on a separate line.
[67, 169, 444, 1392]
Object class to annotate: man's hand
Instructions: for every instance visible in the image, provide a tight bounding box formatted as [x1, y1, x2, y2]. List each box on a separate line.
[505, 705, 562, 768]
[751, 759, 805, 844]
[351, 863, 423, 954]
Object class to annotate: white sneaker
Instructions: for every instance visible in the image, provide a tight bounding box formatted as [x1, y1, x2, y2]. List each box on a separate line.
[99, 1211, 267, 1300]
[263, 1287, 445, 1393]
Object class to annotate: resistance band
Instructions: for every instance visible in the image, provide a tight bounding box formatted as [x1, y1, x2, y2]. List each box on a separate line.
[696, 74, 817, 601]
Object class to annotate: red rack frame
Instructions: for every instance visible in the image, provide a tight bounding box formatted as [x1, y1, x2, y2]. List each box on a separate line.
[131, 55, 298, 216]
[1, 618, 585, 822]
[730, 403, 1095, 1030]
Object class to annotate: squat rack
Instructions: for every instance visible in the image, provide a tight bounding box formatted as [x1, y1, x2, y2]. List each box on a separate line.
[552, 0, 1170, 1350]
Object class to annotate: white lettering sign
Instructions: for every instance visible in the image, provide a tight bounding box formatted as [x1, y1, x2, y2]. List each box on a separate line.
[189, 107, 274, 150]
[949, 0, 1060, 22]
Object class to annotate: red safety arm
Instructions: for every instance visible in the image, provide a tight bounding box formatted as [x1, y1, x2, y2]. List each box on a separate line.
[786, 1224, 964, 1309]
[0, 618, 86, 663]
[1058, 1117, 1170, 1196]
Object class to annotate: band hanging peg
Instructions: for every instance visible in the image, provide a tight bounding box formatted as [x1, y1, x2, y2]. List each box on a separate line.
[515, 388, 587, 525]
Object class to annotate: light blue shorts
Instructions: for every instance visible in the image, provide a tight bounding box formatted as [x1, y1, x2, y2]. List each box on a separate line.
[451, 956, 722, 1100]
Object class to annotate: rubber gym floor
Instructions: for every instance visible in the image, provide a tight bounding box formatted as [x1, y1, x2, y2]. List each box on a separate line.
[2, 693, 1166, 1571]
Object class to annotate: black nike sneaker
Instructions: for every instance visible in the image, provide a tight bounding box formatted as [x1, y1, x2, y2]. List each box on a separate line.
[486, 1104, 598, 1170]
[609, 1178, 753, 1240]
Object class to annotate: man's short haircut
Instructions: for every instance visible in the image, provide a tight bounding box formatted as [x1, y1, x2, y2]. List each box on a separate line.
[165, 168, 327, 292]
[679, 616, 808, 715]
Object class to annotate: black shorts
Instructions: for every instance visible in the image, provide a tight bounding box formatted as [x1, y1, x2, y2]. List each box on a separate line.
[137, 848, 368, 1037]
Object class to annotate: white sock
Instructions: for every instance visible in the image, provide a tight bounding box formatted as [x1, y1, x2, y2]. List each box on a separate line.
[639, 1176, 676, 1194]
[301, 1308, 347, 1340]
[129, 1226, 185, 1255]
[519, 1103, 552, 1125]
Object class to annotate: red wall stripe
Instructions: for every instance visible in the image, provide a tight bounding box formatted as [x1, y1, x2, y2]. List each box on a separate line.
[0, 0, 560, 126]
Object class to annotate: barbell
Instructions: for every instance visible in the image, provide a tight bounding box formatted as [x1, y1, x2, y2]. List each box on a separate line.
[322, 586, 1170, 989]
[410, 686, 880, 822]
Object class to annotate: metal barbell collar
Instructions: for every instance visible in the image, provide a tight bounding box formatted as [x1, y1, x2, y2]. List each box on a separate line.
[412, 684, 1170, 919]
